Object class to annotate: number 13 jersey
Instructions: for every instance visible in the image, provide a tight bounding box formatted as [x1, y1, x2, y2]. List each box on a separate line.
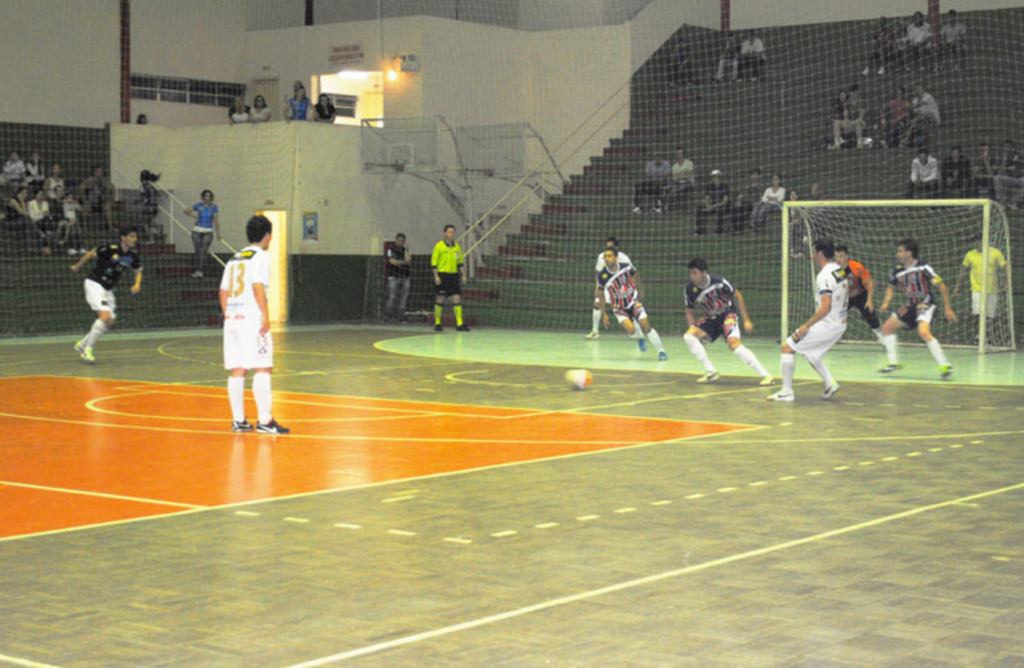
[220, 245, 271, 322]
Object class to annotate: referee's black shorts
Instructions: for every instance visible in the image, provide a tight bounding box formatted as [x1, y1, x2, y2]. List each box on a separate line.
[435, 272, 461, 296]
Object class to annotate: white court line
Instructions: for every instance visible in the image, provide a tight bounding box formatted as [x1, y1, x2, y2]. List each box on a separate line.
[0, 480, 204, 509]
[282, 481, 1024, 667]
[0, 652, 62, 667]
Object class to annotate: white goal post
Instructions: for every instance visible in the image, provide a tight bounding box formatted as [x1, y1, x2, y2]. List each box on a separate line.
[782, 199, 1015, 353]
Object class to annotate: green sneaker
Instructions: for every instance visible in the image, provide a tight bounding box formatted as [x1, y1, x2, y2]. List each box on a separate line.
[940, 365, 953, 380]
[74, 339, 86, 354]
[80, 347, 95, 364]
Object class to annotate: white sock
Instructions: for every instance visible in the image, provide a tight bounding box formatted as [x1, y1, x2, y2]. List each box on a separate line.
[926, 338, 949, 366]
[684, 333, 715, 373]
[83, 319, 109, 349]
[806, 355, 834, 389]
[629, 321, 644, 339]
[645, 327, 665, 353]
[227, 376, 246, 423]
[781, 353, 796, 393]
[733, 344, 769, 377]
[591, 308, 601, 331]
[882, 334, 899, 364]
[871, 327, 884, 342]
[253, 372, 273, 424]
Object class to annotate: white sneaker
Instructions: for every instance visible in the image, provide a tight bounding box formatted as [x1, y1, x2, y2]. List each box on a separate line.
[861, 67, 870, 76]
[585, 330, 599, 340]
[822, 382, 840, 400]
[67, 248, 77, 256]
[877, 66, 885, 75]
[632, 206, 643, 214]
[767, 390, 794, 402]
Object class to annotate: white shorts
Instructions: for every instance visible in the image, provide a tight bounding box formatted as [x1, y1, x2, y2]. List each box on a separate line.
[612, 302, 648, 325]
[223, 321, 274, 370]
[971, 292, 999, 317]
[787, 323, 846, 361]
[84, 279, 116, 316]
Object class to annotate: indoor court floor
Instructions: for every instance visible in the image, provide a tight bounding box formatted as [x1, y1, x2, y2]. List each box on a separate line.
[1, 325, 1023, 667]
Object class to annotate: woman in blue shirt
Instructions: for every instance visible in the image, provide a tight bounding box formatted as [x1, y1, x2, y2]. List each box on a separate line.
[285, 83, 311, 121]
[183, 189, 220, 279]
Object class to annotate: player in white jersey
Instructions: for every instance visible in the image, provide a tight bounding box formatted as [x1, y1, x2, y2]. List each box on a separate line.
[219, 215, 289, 434]
[598, 248, 668, 360]
[768, 239, 849, 402]
[586, 236, 634, 339]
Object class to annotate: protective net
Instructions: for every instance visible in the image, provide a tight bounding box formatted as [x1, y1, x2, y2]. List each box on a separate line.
[784, 200, 1014, 351]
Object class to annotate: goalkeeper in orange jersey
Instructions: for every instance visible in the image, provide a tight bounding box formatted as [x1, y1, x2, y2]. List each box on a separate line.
[834, 244, 884, 343]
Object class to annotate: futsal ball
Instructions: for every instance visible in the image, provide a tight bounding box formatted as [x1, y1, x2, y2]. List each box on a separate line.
[564, 369, 593, 391]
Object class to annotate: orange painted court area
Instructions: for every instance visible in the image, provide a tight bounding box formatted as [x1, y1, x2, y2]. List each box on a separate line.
[0, 376, 752, 538]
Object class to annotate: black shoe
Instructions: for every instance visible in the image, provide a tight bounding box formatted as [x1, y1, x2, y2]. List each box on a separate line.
[456, 324, 471, 332]
[232, 420, 254, 433]
[434, 324, 444, 331]
[256, 419, 290, 434]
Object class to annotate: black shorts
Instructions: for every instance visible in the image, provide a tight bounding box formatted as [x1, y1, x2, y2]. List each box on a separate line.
[694, 310, 739, 343]
[435, 272, 461, 296]
[896, 303, 936, 329]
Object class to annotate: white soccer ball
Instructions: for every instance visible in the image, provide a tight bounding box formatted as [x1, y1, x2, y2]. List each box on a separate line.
[564, 369, 593, 391]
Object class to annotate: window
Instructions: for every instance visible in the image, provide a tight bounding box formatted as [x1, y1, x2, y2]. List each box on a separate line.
[130, 75, 246, 108]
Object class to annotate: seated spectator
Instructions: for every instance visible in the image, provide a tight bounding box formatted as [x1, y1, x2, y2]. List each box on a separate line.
[285, 81, 311, 121]
[829, 84, 867, 150]
[939, 9, 967, 71]
[24, 153, 44, 190]
[632, 152, 671, 214]
[971, 142, 997, 198]
[714, 31, 740, 83]
[228, 96, 251, 124]
[752, 173, 786, 232]
[695, 170, 730, 235]
[136, 114, 149, 124]
[862, 16, 898, 76]
[314, 93, 337, 123]
[907, 147, 940, 198]
[250, 95, 272, 122]
[905, 82, 939, 147]
[27, 188, 54, 256]
[879, 86, 912, 148]
[3, 152, 26, 186]
[941, 145, 971, 197]
[994, 139, 1024, 209]
[738, 31, 766, 81]
[731, 167, 762, 233]
[2, 186, 32, 253]
[662, 146, 694, 212]
[78, 165, 117, 230]
[904, 11, 934, 72]
[56, 189, 85, 255]
[669, 40, 694, 87]
[44, 164, 64, 199]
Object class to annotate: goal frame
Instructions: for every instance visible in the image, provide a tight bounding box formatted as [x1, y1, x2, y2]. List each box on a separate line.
[781, 199, 1015, 353]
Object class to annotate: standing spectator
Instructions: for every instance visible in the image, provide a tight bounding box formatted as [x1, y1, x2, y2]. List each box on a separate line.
[78, 165, 117, 231]
[738, 31, 766, 81]
[3, 152, 26, 186]
[695, 170, 730, 235]
[714, 31, 740, 83]
[250, 95, 272, 123]
[24, 153, 44, 191]
[56, 188, 85, 256]
[285, 82, 311, 121]
[904, 11, 934, 72]
[941, 146, 971, 198]
[383, 232, 411, 322]
[880, 86, 912, 148]
[752, 173, 786, 232]
[139, 170, 161, 243]
[971, 142, 997, 198]
[632, 152, 671, 214]
[863, 16, 898, 76]
[993, 139, 1024, 209]
[44, 164, 64, 199]
[431, 224, 469, 332]
[906, 82, 939, 147]
[731, 168, 762, 234]
[953, 233, 1007, 345]
[27, 188, 54, 256]
[907, 147, 940, 198]
[183, 189, 220, 279]
[669, 40, 694, 87]
[662, 146, 694, 212]
[313, 93, 337, 123]
[228, 96, 250, 124]
[829, 84, 867, 150]
[940, 10, 967, 71]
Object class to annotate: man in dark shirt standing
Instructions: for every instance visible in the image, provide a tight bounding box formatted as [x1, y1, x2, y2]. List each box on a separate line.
[70, 226, 143, 363]
[695, 169, 730, 235]
[383, 232, 411, 322]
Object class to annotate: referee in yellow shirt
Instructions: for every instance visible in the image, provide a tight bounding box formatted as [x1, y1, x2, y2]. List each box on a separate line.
[431, 224, 470, 331]
[953, 233, 1007, 343]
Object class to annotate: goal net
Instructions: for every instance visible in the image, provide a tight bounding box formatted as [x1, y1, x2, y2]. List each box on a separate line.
[783, 200, 1014, 352]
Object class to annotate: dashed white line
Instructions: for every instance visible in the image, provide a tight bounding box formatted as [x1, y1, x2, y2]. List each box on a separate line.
[284, 517, 310, 524]
[234, 510, 260, 517]
[717, 487, 738, 493]
[650, 500, 672, 506]
[614, 507, 637, 514]
[491, 530, 518, 538]
[443, 537, 472, 545]
[387, 529, 417, 537]
[534, 522, 559, 529]
[334, 523, 362, 530]
[576, 515, 600, 521]
[685, 493, 705, 499]
[779, 475, 799, 481]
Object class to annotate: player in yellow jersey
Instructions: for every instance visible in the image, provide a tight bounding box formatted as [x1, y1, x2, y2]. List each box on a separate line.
[953, 233, 1007, 345]
[430, 224, 469, 332]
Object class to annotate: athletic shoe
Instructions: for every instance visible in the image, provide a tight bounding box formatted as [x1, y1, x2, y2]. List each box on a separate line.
[637, 338, 647, 352]
[861, 66, 870, 76]
[191, 271, 203, 279]
[632, 206, 643, 214]
[585, 330, 599, 340]
[80, 347, 95, 364]
[767, 390, 794, 402]
[256, 419, 290, 434]
[880, 364, 902, 373]
[231, 420, 255, 433]
[759, 375, 774, 386]
[822, 381, 840, 400]
[434, 324, 443, 332]
[940, 365, 953, 380]
[877, 67, 885, 75]
[658, 351, 668, 361]
[456, 324, 471, 332]
[67, 248, 78, 256]
[74, 339, 86, 354]
[696, 371, 719, 384]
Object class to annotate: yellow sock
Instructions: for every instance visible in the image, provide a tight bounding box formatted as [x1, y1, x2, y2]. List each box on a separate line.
[454, 305, 463, 326]
[434, 304, 443, 324]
